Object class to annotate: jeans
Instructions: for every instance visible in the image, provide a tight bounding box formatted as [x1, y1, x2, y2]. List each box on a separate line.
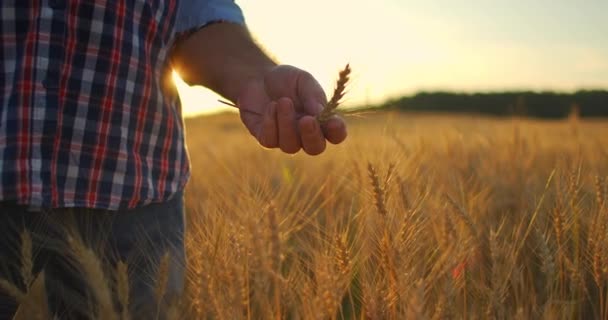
[0, 192, 186, 319]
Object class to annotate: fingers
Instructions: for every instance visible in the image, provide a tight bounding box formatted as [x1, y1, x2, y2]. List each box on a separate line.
[258, 101, 278, 148]
[294, 70, 346, 148]
[321, 116, 348, 145]
[261, 97, 347, 155]
[277, 97, 301, 154]
[299, 116, 326, 155]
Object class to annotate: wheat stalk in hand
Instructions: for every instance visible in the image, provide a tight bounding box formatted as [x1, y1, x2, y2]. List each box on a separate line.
[317, 64, 351, 123]
[218, 64, 351, 121]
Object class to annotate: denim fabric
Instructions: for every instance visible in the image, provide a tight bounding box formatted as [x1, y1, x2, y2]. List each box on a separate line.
[0, 193, 186, 319]
[175, 0, 245, 34]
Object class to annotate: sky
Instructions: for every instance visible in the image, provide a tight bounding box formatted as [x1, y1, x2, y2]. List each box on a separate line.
[175, 0, 608, 117]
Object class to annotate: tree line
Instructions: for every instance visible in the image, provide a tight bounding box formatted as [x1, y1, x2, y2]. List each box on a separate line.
[381, 90, 608, 118]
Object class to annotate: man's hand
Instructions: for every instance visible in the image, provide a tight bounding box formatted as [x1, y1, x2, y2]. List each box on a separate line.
[171, 23, 347, 155]
[238, 65, 347, 155]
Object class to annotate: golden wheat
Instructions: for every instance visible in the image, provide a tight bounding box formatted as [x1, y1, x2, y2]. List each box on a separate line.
[19, 231, 33, 289]
[317, 64, 351, 123]
[367, 163, 388, 217]
[66, 233, 118, 320]
[13, 272, 50, 320]
[115, 261, 130, 320]
[1, 112, 607, 319]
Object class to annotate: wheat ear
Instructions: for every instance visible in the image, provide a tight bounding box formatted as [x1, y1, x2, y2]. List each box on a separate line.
[368, 163, 388, 217]
[595, 175, 605, 208]
[66, 234, 118, 320]
[20, 231, 33, 289]
[317, 64, 351, 123]
[13, 272, 50, 320]
[116, 261, 131, 320]
[0, 279, 26, 302]
[335, 234, 351, 276]
[155, 252, 171, 306]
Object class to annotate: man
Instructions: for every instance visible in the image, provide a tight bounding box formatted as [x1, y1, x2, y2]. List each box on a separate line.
[0, 0, 347, 318]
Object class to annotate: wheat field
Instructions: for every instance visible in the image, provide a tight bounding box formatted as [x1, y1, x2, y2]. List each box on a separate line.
[3, 111, 608, 319]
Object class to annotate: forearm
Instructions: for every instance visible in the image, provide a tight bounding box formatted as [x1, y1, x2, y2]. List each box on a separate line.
[171, 22, 277, 102]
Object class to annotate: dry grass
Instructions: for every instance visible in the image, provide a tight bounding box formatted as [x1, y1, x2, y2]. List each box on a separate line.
[2, 111, 608, 319]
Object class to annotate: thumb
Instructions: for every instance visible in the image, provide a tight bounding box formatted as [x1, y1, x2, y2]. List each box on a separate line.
[296, 71, 327, 116]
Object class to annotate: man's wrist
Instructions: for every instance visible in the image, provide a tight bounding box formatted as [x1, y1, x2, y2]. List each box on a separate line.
[171, 22, 278, 104]
[227, 61, 277, 104]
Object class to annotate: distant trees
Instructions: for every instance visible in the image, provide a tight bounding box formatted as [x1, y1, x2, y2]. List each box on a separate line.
[383, 90, 608, 118]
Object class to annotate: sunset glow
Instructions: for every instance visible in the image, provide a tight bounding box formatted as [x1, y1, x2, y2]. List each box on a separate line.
[175, 0, 608, 117]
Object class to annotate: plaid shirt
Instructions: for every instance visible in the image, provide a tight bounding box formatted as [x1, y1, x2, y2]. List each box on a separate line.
[0, 1, 244, 210]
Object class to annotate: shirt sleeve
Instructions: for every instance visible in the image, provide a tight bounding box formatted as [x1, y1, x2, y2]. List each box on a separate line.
[174, 0, 246, 34]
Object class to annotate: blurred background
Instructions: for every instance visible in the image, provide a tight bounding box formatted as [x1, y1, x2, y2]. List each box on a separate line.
[175, 0, 608, 117]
